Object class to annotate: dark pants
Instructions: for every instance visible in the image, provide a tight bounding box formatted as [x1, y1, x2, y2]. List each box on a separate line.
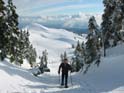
[61, 73, 68, 86]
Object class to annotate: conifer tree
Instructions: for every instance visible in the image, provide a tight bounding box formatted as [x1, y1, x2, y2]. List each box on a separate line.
[60, 53, 64, 62]
[111, 0, 124, 44]
[71, 41, 85, 72]
[75, 41, 82, 54]
[42, 50, 48, 67]
[85, 16, 100, 63]
[5, 0, 20, 64]
[101, 0, 116, 50]
[72, 44, 75, 48]
[27, 45, 37, 67]
[60, 51, 68, 63]
[85, 37, 97, 63]
[20, 30, 37, 67]
[82, 16, 100, 73]
[63, 51, 67, 59]
[101, 0, 124, 56]
[0, 0, 7, 60]
[0, 0, 37, 66]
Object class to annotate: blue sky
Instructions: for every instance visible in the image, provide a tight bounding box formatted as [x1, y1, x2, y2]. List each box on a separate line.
[10, 0, 104, 16]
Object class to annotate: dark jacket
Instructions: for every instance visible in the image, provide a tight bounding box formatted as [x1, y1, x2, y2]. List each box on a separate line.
[58, 62, 72, 74]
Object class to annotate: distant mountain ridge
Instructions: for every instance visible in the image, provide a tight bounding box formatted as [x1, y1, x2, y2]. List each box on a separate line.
[19, 14, 102, 34]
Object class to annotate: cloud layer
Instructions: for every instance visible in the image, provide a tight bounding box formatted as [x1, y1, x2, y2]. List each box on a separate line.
[19, 13, 102, 33]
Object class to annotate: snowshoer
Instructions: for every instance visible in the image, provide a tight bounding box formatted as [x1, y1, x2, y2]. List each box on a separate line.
[58, 58, 72, 88]
[33, 57, 44, 76]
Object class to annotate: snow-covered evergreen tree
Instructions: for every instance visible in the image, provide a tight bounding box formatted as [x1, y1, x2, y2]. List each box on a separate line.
[120, 19, 124, 41]
[81, 16, 101, 73]
[75, 41, 82, 55]
[60, 53, 64, 62]
[101, 0, 115, 34]
[0, 0, 37, 66]
[101, 0, 124, 56]
[72, 44, 75, 48]
[72, 41, 85, 72]
[85, 16, 100, 63]
[42, 50, 48, 68]
[111, 0, 124, 44]
[60, 51, 68, 63]
[101, 0, 116, 50]
[0, 0, 7, 60]
[63, 51, 67, 60]
[18, 30, 37, 67]
[26, 44, 37, 67]
[6, 0, 20, 64]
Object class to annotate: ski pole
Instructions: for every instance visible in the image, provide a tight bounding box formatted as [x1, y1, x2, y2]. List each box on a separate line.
[70, 71, 73, 86]
[59, 73, 61, 85]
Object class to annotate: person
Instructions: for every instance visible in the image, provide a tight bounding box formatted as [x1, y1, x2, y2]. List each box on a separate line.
[33, 57, 44, 76]
[58, 58, 72, 88]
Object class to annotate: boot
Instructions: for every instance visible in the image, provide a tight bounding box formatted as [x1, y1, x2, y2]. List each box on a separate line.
[65, 85, 68, 88]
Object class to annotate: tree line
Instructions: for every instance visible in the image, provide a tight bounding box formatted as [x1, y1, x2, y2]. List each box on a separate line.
[0, 0, 37, 66]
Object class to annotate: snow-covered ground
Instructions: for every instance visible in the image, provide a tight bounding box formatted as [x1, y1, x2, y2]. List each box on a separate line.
[0, 24, 124, 93]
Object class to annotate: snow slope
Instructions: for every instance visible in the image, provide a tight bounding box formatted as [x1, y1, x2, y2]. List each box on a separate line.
[26, 23, 85, 61]
[0, 60, 43, 93]
[75, 43, 124, 93]
[0, 24, 124, 93]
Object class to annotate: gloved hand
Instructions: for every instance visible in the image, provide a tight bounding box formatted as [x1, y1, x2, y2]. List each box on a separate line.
[70, 70, 73, 73]
[58, 71, 60, 74]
